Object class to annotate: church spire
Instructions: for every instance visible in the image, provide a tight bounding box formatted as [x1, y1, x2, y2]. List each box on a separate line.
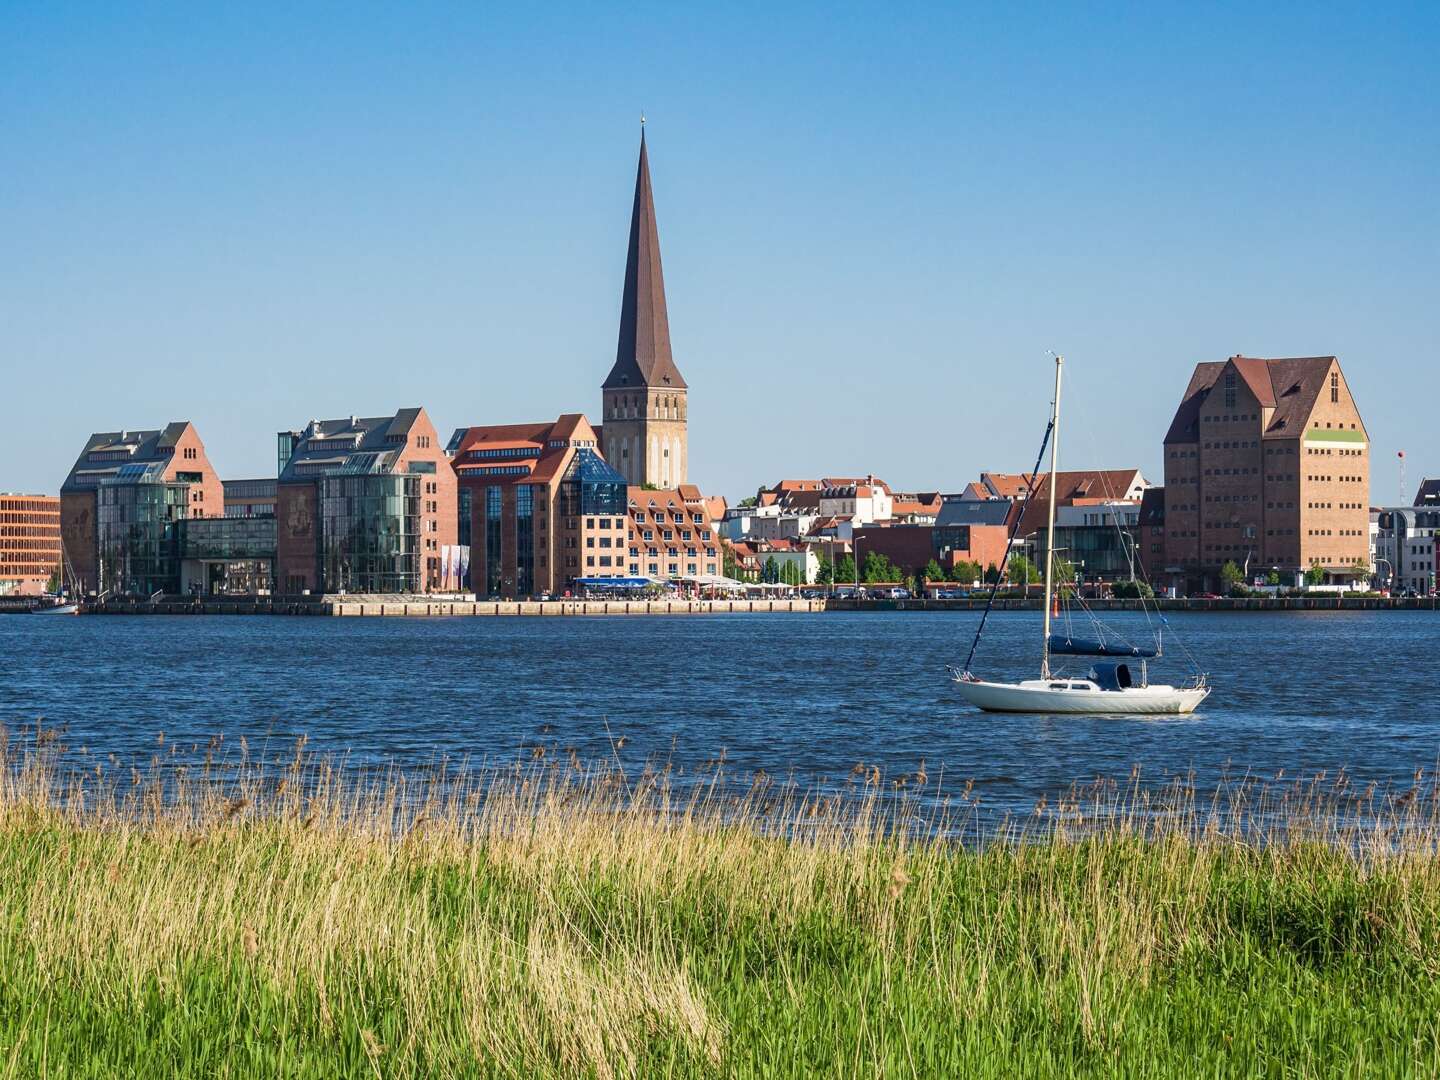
[604, 129, 686, 390]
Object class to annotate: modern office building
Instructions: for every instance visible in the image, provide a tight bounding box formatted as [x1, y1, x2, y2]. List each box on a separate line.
[0, 494, 62, 595]
[450, 413, 627, 598]
[60, 422, 225, 595]
[275, 409, 457, 594]
[1162, 355, 1370, 591]
[599, 131, 689, 488]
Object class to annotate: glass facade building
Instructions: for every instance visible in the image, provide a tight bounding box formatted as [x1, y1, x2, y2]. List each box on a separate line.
[515, 485, 535, 596]
[484, 487, 502, 595]
[559, 449, 628, 518]
[95, 481, 190, 596]
[319, 474, 420, 593]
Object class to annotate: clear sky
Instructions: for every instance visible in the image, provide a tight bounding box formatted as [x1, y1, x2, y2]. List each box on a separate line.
[3, 3, 1436, 502]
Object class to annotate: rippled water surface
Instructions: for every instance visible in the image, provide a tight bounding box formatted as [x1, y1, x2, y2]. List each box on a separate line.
[3, 610, 1437, 819]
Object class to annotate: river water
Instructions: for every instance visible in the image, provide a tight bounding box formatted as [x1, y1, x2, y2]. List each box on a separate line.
[3, 611, 1437, 822]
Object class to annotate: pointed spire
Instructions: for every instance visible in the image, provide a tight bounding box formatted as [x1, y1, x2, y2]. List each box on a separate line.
[604, 128, 685, 390]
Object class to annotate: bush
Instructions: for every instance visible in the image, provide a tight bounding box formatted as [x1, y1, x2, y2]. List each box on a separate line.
[1111, 580, 1155, 599]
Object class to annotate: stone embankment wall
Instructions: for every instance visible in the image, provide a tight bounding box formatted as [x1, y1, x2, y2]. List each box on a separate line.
[75, 595, 1438, 616]
[81, 597, 826, 616]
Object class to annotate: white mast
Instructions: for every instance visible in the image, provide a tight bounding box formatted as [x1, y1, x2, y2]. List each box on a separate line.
[1041, 354, 1063, 679]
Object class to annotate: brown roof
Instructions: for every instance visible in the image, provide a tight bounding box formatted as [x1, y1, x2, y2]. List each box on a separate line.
[1013, 469, 1146, 535]
[452, 414, 600, 485]
[980, 472, 1036, 500]
[1165, 355, 1345, 443]
[603, 132, 685, 391]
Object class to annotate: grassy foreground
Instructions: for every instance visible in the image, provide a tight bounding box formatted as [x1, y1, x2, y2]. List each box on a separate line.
[2, 738, 1440, 1077]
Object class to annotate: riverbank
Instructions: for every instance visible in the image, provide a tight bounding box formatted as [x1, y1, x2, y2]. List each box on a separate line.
[2, 745, 1438, 1077]
[75, 594, 1439, 615]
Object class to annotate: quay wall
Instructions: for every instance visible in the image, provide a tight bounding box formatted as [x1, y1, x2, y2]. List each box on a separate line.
[73, 594, 1439, 616]
[80, 597, 827, 617]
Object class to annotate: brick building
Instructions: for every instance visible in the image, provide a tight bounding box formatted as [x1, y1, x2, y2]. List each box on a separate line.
[1162, 355, 1370, 591]
[851, 520, 1010, 579]
[60, 422, 224, 594]
[0, 494, 61, 595]
[451, 413, 626, 598]
[1134, 486, 1166, 585]
[275, 409, 456, 594]
[599, 131, 689, 488]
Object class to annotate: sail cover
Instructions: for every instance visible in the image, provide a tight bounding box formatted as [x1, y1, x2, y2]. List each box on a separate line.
[1048, 634, 1158, 658]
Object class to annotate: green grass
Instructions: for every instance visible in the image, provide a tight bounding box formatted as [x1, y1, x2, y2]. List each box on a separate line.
[1, 736, 1439, 1077]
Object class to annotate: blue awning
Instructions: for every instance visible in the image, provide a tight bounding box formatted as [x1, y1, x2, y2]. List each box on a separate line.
[1049, 634, 1158, 658]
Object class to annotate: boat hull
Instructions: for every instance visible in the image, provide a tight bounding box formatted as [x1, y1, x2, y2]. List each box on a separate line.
[954, 677, 1209, 715]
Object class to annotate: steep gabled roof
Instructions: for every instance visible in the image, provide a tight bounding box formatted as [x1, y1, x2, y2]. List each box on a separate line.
[61, 422, 197, 492]
[603, 131, 685, 391]
[1166, 356, 1344, 444]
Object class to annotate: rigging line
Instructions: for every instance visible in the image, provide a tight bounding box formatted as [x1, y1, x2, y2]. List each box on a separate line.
[1065, 368, 1172, 651]
[959, 413, 1055, 676]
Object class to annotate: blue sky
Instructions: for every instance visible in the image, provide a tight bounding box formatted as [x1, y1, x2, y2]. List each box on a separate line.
[3, 3, 1436, 501]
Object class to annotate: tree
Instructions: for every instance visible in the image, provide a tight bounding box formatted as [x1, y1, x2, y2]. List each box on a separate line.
[1265, 570, 1282, 587]
[834, 554, 857, 585]
[1220, 560, 1245, 592]
[1007, 554, 1041, 587]
[1350, 559, 1370, 585]
[1304, 563, 1327, 588]
[640, 483, 659, 491]
[1112, 579, 1154, 599]
[922, 558, 946, 585]
[1051, 557, 1077, 600]
[780, 559, 802, 586]
[762, 556, 780, 584]
[862, 551, 905, 583]
[951, 560, 981, 585]
[815, 553, 833, 585]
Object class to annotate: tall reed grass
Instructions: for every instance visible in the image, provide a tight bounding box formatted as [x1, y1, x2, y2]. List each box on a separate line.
[2, 725, 1439, 1077]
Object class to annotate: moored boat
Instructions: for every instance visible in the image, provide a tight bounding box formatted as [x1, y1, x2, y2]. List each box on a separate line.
[952, 355, 1211, 715]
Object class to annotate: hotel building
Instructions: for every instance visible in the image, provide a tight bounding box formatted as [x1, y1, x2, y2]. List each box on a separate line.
[275, 409, 456, 594]
[0, 494, 62, 595]
[623, 486, 722, 580]
[1162, 355, 1370, 591]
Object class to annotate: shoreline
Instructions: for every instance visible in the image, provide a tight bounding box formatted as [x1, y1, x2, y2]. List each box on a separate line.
[67, 594, 1440, 615]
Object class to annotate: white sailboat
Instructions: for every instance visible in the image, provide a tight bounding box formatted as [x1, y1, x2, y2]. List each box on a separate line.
[953, 355, 1210, 715]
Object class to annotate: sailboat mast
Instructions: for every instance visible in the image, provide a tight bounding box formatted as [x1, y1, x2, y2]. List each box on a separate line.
[1041, 355, 1063, 678]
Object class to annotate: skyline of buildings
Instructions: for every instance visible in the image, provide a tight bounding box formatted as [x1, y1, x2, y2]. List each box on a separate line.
[10, 135, 1432, 599]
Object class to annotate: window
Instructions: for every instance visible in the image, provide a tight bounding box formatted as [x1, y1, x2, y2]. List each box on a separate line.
[1330, 372, 1339, 403]
[1223, 370, 1236, 409]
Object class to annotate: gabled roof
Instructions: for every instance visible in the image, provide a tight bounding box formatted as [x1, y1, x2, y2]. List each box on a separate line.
[1165, 355, 1344, 443]
[451, 414, 601, 485]
[1415, 478, 1440, 507]
[603, 132, 685, 391]
[61, 422, 197, 492]
[979, 472, 1036, 500]
[278, 409, 432, 483]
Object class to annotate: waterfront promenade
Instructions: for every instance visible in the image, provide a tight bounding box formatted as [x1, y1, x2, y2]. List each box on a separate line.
[71, 594, 1438, 615]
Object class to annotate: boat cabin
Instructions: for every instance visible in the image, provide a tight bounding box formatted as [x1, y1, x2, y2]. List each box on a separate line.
[1086, 661, 1146, 691]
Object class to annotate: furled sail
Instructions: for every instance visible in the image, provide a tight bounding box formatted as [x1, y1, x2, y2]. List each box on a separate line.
[1048, 634, 1158, 658]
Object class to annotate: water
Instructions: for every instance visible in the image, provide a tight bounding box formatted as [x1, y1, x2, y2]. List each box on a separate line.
[3, 610, 1438, 821]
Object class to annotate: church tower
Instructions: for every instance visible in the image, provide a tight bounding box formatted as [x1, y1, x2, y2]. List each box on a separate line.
[601, 129, 688, 488]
